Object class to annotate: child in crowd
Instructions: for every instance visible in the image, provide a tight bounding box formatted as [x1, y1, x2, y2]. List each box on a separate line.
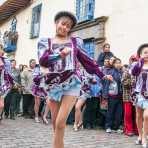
[105, 58, 123, 133]
[122, 64, 138, 136]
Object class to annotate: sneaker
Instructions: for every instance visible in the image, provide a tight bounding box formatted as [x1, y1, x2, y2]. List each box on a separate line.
[10, 116, 15, 120]
[35, 117, 40, 123]
[106, 128, 112, 133]
[142, 143, 148, 148]
[117, 129, 123, 134]
[10, 113, 15, 120]
[73, 124, 78, 131]
[42, 116, 48, 125]
[135, 138, 142, 145]
[5, 114, 9, 119]
[77, 123, 83, 130]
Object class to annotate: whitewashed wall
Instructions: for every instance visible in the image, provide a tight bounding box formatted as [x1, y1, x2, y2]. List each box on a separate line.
[95, 0, 148, 63]
[0, 0, 75, 65]
[1, 0, 148, 64]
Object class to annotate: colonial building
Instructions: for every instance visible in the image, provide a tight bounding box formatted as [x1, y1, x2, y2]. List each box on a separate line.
[0, 0, 148, 64]
[0, 0, 75, 65]
[74, 0, 148, 63]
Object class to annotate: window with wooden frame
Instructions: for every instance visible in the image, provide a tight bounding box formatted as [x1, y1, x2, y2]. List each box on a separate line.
[30, 4, 42, 39]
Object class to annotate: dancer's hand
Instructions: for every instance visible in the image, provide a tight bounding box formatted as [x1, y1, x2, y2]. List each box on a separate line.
[0, 58, 4, 67]
[92, 79, 97, 84]
[60, 47, 71, 58]
[103, 75, 113, 81]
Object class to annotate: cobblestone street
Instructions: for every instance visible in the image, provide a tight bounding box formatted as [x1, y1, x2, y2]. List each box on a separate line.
[0, 118, 142, 148]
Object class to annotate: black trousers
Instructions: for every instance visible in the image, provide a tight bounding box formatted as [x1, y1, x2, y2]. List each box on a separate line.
[83, 97, 99, 128]
[23, 94, 34, 117]
[4, 89, 21, 117]
[105, 97, 123, 130]
[39, 98, 46, 116]
[67, 107, 75, 125]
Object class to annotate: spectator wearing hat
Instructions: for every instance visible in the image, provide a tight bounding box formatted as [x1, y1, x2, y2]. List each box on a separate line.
[97, 43, 114, 67]
[36, 11, 112, 148]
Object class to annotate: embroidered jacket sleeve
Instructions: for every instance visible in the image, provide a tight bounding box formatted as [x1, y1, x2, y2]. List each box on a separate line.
[3, 57, 13, 84]
[33, 65, 41, 85]
[38, 38, 61, 67]
[4, 57, 12, 73]
[131, 58, 144, 76]
[76, 38, 104, 79]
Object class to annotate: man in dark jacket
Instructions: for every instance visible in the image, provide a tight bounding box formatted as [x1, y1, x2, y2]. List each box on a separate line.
[4, 59, 21, 120]
[97, 43, 114, 66]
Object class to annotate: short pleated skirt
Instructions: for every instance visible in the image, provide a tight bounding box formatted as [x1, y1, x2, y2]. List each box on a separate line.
[32, 75, 81, 102]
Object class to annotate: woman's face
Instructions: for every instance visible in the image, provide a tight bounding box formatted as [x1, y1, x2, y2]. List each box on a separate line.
[103, 45, 110, 52]
[30, 60, 36, 69]
[114, 60, 122, 69]
[11, 61, 16, 68]
[122, 66, 128, 72]
[140, 47, 148, 62]
[55, 17, 73, 37]
[109, 57, 115, 65]
[104, 59, 110, 67]
[23, 65, 28, 70]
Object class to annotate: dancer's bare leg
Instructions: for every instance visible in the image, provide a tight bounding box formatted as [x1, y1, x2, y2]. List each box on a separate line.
[136, 107, 143, 141]
[42, 98, 51, 124]
[142, 108, 148, 145]
[0, 96, 4, 122]
[34, 96, 40, 122]
[53, 95, 77, 148]
[74, 99, 85, 130]
[49, 99, 60, 131]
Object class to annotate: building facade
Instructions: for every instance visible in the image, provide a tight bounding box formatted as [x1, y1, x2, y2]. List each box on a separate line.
[0, 0, 75, 65]
[0, 0, 148, 64]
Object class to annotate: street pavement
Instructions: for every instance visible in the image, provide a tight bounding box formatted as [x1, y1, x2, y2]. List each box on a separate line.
[0, 118, 142, 148]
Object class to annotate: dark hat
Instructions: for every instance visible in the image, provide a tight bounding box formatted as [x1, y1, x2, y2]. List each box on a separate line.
[54, 11, 77, 28]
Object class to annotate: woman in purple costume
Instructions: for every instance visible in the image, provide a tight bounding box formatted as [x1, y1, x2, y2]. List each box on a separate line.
[0, 49, 13, 123]
[131, 44, 148, 148]
[35, 11, 112, 148]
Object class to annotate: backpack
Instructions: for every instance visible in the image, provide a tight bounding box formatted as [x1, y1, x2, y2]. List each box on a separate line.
[108, 80, 118, 95]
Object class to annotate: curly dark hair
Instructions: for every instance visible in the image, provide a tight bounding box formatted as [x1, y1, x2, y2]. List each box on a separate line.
[137, 43, 148, 57]
[112, 58, 121, 65]
[54, 11, 77, 29]
[103, 43, 110, 49]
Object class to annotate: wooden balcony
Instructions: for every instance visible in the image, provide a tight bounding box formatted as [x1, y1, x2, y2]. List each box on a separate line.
[0, 0, 31, 24]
